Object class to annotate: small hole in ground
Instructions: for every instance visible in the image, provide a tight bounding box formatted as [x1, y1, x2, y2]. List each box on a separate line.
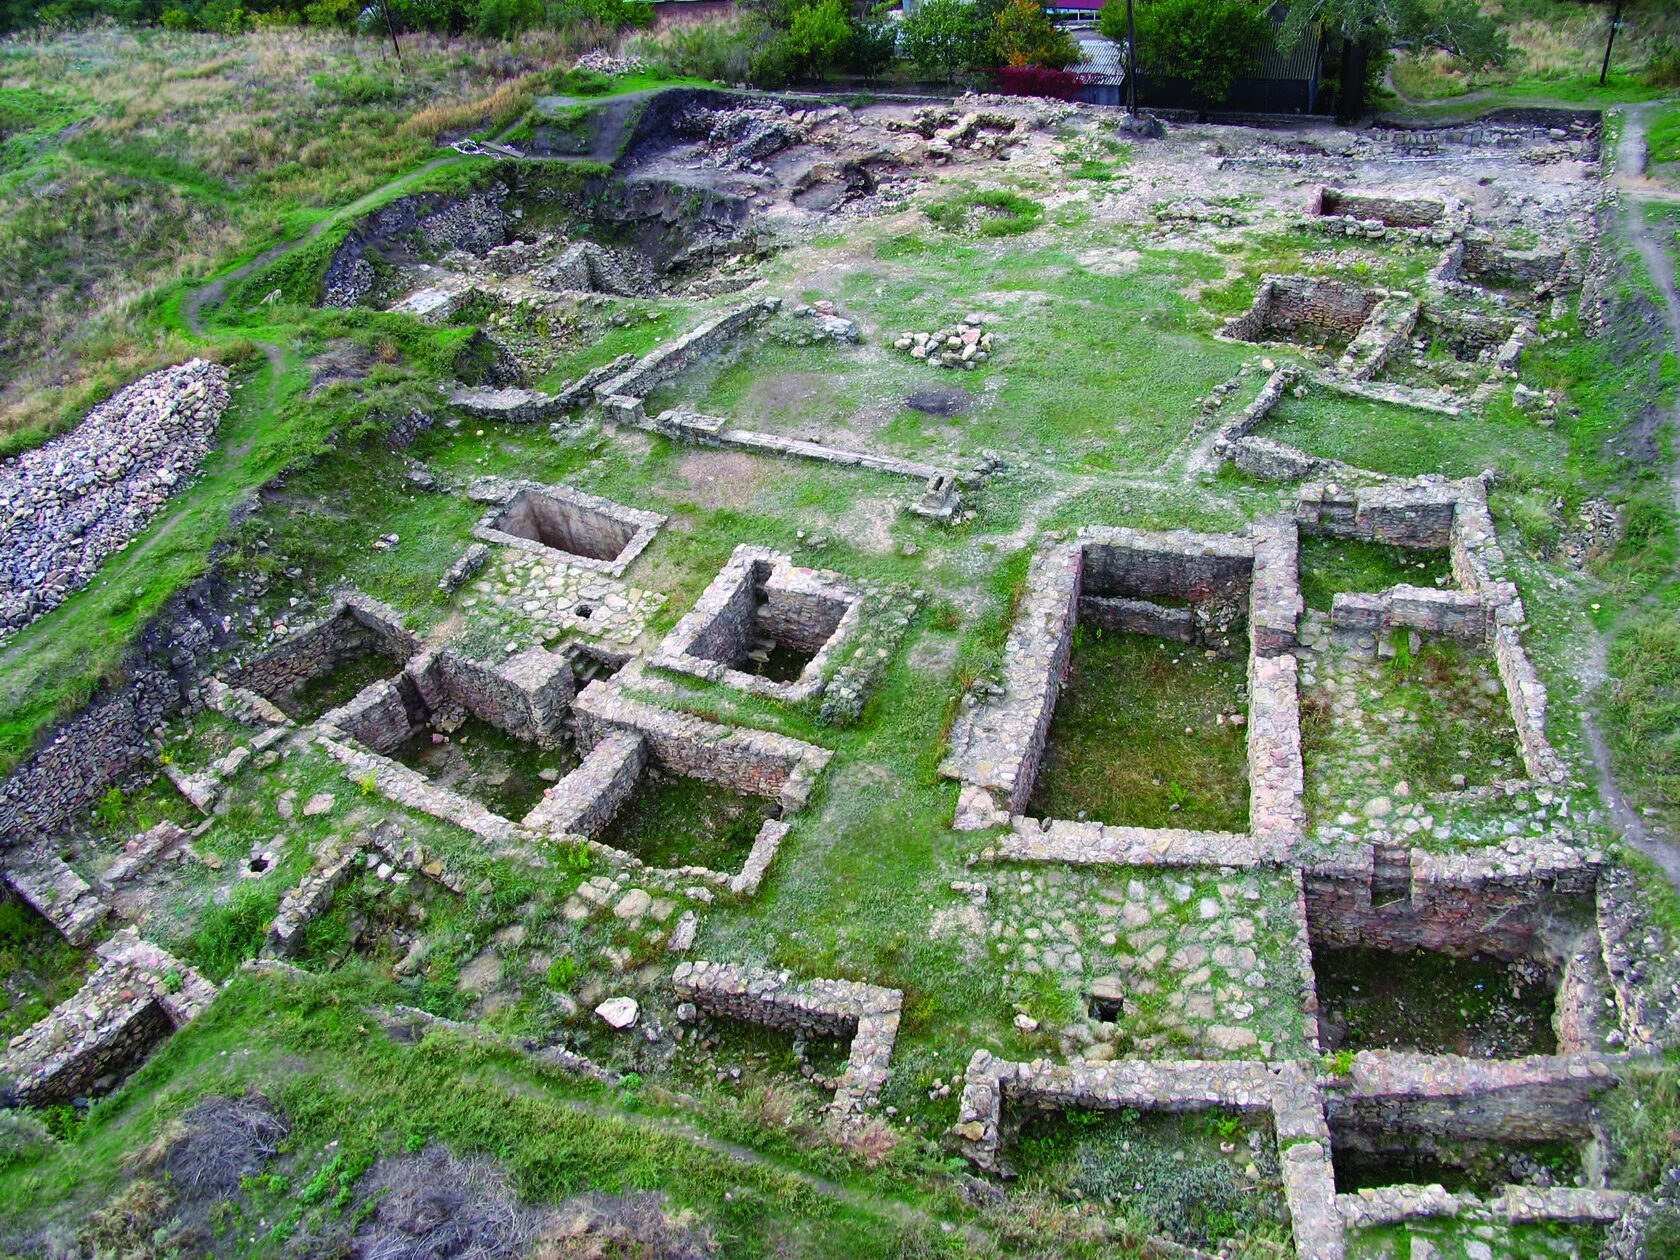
[248, 857, 270, 873]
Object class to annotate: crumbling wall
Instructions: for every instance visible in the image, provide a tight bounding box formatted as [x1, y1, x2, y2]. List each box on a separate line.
[225, 593, 418, 714]
[413, 646, 575, 749]
[595, 297, 780, 402]
[1223, 276, 1382, 346]
[672, 960, 902, 1113]
[524, 731, 646, 838]
[1317, 188, 1447, 229]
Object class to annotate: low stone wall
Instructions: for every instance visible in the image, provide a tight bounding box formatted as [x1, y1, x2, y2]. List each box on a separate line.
[939, 538, 1081, 816]
[1082, 526, 1254, 603]
[1249, 651, 1306, 850]
[594, 297, 781, 401]
[318, 734, 523, 846]
[1303, 845, 1598, 961]
[1329, 585, 1489, 642]
[1077, 594, 1194, 643]
[1596, 864, 1680, 1050]
[651, 546, 863, 703]
[952, 1052, 1343, 1259]
[1339, 1184, 1636, 1232]
[524, 730, 647, 838]
[2, 842, 108, 945]
[672, 960, 902, 1114]
[1335, 295, 1419, 381]
[988, 816, 1262, 867]
[265, 837, 365, 957]
[573, 682, 831, 814]
[225, 592, 418, 715]
[1329, 1050, 1621, 1144]
[0, 928, 216, 1105]
[1315, 187, 1448, 229]
[1222, 275, 1382, 346]
[1250, 514, 1302, 656]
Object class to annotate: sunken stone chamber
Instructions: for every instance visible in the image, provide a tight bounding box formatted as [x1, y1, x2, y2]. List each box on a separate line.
[1222, 276, 1383, 351]
[473, 481, 665, 577]
[224, 593, 419, 723]
[652, 546, 863, 702]
[1314, 187, 1447, 229]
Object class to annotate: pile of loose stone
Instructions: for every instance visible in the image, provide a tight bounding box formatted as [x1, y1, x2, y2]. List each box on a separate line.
[892, 314, 996, 370]
[0, 359, 230, 640]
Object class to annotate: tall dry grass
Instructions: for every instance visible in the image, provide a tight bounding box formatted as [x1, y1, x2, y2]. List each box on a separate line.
[0, 26, 581, 444]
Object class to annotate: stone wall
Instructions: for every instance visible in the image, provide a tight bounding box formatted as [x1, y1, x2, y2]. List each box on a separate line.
[2, 842, 108, 945]
[573, 682, 831, 814]
[1222, 275, 1383, 346]
[1250, 514, 1302, 656]
[1335, 295, 1420, 381]
[413, 646, 575, 749]
[595, 297, 781, 401]
[1316, 188, 1448, 229]
[1249, 652, 1306, 851]
[1303, 846, 1598, 961]
[0, 928, 216, 1105]
[225, 593, 418, 716]
[524, 730, 647, 838]
[1329, 585, 1489, 642]
[1328, 1050, 1621, 1144]
[672, 960, 902, 1114]
[1082, 526, 1254, 603]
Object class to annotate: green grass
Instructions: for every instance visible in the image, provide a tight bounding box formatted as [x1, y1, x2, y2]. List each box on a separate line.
[1649, 102, 1680, 168]
[1028, 627, 1250, 832]
[597, 774, 772, 872]
[1297, 537, 1453, 612]
[924, 188, 1045, 238]
[0, 899, 91, 1041]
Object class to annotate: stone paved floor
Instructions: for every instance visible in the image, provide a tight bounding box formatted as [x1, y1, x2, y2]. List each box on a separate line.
[460, 549, 664, 648]
[981, 864, 1313, 1062]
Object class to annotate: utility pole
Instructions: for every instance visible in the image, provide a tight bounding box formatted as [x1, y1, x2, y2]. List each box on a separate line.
[1125, 0, 1137, 115]
[1599, 0, 1624, 87]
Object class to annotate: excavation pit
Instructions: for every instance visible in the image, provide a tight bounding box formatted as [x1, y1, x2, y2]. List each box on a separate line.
[1007, 1106, 1287, 1251]
[1312, 943, 1560, 1058]
[392, 714, 579, 822]
[652, 546, 863, 702]
[594, 770, 777, 873]
[1222, 275, 1383, 357]
[1329, 1125, 1583, 1196]
[1314, 188, 1447, 229]
[1028, 629, 1250, 833]
[474, 482, 665, 578]
[226, 594, 419, 724]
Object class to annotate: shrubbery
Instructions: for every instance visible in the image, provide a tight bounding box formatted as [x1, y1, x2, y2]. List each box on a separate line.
[1100, 0, 1268, 105]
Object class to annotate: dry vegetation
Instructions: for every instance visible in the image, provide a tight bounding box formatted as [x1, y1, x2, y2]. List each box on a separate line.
[0, 26, 560, 446]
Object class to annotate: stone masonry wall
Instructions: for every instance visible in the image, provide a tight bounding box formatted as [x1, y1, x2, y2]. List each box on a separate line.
[414, 646, 575, 749]
[573, 682, 831, 814]
[2, 843, 108, 945]
[672, 960, 903, 1114]
[1328, 1051, 1621, 1144]
[1317, 188, 1448, 229]
[524, 730, 647, 838]
[1223, 275, 1383, 345]
[595, 297, 781, 402]
[1303, 847, 1598, 961]
[1, 928, 217, 1105]
[225, 593, 418, 712]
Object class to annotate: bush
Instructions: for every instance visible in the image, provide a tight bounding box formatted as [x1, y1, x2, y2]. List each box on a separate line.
[995, 64, 1088, 100]
[1101, 0, 1268, 105]
[786, 0, 852, 76]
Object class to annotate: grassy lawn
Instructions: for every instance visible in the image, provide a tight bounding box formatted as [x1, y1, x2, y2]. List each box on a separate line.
[1298, 537, 1454, 612]
[1028, 628, 1250, 832]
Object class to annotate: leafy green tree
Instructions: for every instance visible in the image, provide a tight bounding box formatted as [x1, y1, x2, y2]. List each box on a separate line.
[1103, 0, 1269, 103]
[996, 0, 1079, 69]
[900, 0, 991, 79]
[786, 0, 853, 74]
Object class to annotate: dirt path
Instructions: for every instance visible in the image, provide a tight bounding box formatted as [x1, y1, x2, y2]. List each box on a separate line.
[1576, 102, 1680, 888]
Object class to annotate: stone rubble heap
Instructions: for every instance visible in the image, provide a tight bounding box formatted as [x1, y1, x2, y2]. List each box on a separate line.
[0, 359, 230, 640]
[893, 313, 995, 370]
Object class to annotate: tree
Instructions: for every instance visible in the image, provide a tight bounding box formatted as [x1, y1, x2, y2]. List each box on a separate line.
[995, 0, 1079, 69]
[786, 0, 853, 74]
[900, 0, 991, 79]
[1279, 0, 1508, 69]
[1104, 0, 1269, 104]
